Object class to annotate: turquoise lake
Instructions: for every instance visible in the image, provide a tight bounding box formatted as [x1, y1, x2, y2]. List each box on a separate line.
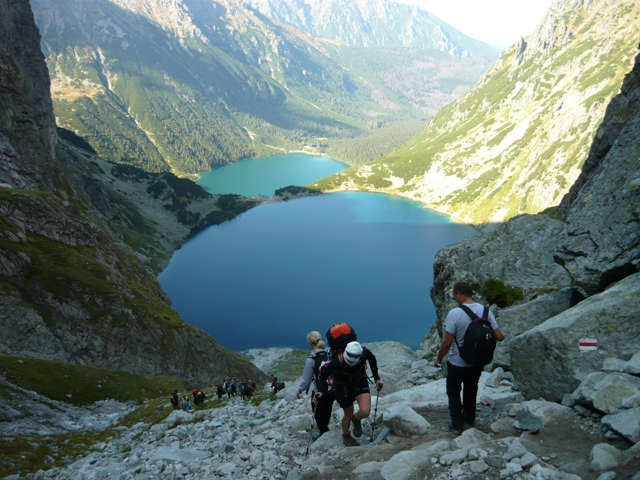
[196, 152, 348, 196]
[158, 153, 477, 351]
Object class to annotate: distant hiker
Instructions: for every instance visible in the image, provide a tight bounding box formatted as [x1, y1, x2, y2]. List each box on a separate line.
[192, 389, 206, 407]
[170, 390, 180, 410]
[297, 331, 335, 440]
[216, 383, 225, 400]
[182, 394, 191, 412]
[270, 376, 279, 394]
[434, 281, 505, 435]
[228, 379, 237, 398]
[243, 381, 255, 401]
[316, 339, 383, 447]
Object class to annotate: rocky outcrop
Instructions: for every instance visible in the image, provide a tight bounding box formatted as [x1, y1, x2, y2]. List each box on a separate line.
[0, 0, 267, 387]
[510, 273, 640, 401]
[430, 47, 640, 403]
[0, 0, 60, 191]
[554, 42, 640, 294]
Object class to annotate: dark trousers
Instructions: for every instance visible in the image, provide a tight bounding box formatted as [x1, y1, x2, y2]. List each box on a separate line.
[311, 391, 335, 433]
[446, 361, 482, 429]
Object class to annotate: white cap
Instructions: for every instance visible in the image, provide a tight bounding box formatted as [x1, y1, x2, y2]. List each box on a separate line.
[344, 341, 363, 366]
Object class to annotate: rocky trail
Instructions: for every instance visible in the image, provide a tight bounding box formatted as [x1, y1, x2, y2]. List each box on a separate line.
[3, 343, 639, 480]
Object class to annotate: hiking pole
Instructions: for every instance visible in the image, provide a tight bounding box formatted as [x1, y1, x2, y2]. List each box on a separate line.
[365, 376, 380, 443]
[369, 385, 380, 443]
[305, 397, 318, 456]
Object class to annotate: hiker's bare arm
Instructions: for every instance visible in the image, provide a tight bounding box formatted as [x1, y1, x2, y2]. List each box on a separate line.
[434, 332, 454, 367]
[494, 328, 505, 342]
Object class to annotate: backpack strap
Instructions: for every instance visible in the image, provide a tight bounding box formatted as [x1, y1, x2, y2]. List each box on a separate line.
[459, 304, 478, 320]
[459, 304, 490, 320]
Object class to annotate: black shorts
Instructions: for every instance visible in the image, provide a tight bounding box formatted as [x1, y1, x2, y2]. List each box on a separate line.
[334, 374, 370, 408]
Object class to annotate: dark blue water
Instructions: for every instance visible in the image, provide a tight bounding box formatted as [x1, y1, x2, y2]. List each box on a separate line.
[159, 154, 477, 351]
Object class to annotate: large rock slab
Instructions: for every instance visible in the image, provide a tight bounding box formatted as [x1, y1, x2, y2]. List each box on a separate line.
[601, 407, 640, 443]
[555, 57, 640, 294]
[590, 373, 640, 414]
[378, 372, 517, 414]
[492, 287, 584, 369]
[430, 214, 570, 333]
[511, 273, 640, 401]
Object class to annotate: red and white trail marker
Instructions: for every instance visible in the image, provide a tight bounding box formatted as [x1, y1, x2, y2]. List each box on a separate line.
[579, 338, 598, 351]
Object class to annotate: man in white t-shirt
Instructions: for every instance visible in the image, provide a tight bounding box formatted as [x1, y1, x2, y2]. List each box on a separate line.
[434, 281, 505, 435]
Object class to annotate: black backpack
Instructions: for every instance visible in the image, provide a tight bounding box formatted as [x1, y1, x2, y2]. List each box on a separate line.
[455, 305, 497, 366]
[326, 323, 357, 352]
[305, 349, 328, 393]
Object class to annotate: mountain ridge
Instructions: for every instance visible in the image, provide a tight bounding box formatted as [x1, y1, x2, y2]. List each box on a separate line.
[312, 0, 640, 224]
[31, 0, 495, 174]
[244, 0, 500, 57]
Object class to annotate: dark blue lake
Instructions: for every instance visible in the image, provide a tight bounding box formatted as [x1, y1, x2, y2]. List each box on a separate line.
[158, 154, 477, 351]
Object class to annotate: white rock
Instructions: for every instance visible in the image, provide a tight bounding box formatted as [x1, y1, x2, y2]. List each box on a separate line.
[380, 450, 431, 480]
[602, 357, 627, 373]
[382, 404, 430, 437]
[467, 459, 490, 473]
[589, 443, 621, 471]
[451, 428, 491, 449]
[440, 448, 468, 466]
[623, 352, 640, 375]
[519, 451, 541, 469]
[504, 438, 529, 461]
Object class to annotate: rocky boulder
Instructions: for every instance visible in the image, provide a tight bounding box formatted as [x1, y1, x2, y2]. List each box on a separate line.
[511, 273, 640, 401]
[492, 287, 584, 370]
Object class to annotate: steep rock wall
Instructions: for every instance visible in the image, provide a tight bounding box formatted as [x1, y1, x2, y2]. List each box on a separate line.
[431, 47, 640, 401]
[0, 0, 267, 387]
[0, 0, 59, 191]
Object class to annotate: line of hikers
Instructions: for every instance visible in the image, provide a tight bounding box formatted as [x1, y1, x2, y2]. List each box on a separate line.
[169, 283, 503, 446]
[216, 379, 257, 400]
[297, 282, 504, 446]
[170, 388, 206, 411]
[171, 379, 259, 411]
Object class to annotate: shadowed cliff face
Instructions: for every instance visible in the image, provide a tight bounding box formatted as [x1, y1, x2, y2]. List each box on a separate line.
[0, 0, 59, 191]
[0, 0, 267, 386]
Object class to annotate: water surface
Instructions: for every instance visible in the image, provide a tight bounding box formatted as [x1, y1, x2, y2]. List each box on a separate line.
[159, 187, 477, 351]
[197, 152, 348, 196]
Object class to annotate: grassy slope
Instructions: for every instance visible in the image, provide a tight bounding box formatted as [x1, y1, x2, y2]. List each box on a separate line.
[312, 0, 640, 224]
[35, 0, 494, 174]
[0, 348, 318, 477]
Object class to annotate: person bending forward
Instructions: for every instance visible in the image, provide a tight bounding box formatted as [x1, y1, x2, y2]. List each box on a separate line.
[315, 341, 383, 446]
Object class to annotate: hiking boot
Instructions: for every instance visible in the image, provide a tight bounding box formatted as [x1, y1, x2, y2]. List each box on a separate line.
[343, 433, 359, 447]
[311, 434, 321, 442]
[464, 418, 475, 427]
[447, 422, 463, 435]
[352, 416, 362, 437]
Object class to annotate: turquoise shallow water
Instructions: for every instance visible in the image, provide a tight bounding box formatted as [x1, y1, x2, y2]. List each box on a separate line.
[159, 154, 477, 351]
[196, 152, 348, 196]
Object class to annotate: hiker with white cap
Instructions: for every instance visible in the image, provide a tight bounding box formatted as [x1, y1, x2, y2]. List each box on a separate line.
[315, 340, 383, 446]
